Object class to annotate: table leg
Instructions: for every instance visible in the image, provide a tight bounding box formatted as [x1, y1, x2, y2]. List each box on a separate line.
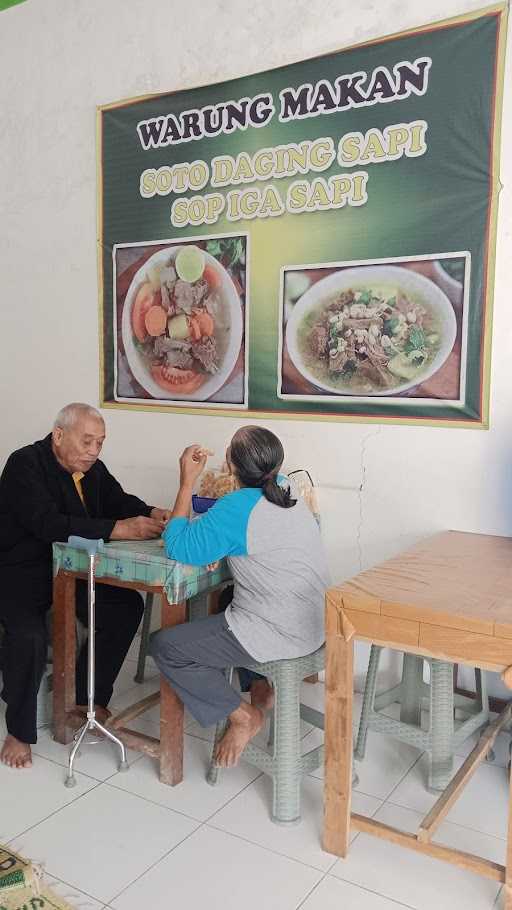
[159, 595, 187, 786]
[323, 597, 354, 857]
[134, 592, 155, 684]
[52, 572, 76, 744]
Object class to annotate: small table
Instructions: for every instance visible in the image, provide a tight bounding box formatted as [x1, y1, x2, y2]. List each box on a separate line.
[324, 531, 512, 907]
[52, 539, 230, 785]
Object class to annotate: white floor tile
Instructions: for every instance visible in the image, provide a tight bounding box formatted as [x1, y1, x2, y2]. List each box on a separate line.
[44, 873, 105, 910]
[301, 875, 414, 909]
[306, 726, 421, 801]
[209, 772, 381, 871]
[112, 659, 158, 697]
[32, 728, 143, 782]
[111, 824, 322, 910]
[354, 733, 422, 799]
[109, 734, 260, 821]
[390, 753, 509, 839]
[110, 676, 194, 737]
[0, 753, 96, 842]
[110, 678, 160, 712]
[17, 783, 198, 905]
[329, 802, 502, 909]
[109, 678, 164, 738]
[3, 658, 510, 910]
[300, 679, 326, 713]
[455, 729, 510, 770]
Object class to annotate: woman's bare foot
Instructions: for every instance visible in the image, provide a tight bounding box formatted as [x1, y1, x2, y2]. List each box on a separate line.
[1, 735, 33, 769]
[250, 679, 275, 711]
[214, 702, 264, 767]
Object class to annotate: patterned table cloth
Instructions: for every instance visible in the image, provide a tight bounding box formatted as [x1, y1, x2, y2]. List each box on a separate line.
[52, 538, 231, 602]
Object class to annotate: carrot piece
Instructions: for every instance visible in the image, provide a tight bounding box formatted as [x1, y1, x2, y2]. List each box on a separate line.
[188, 316, 202, 341]
[203, 264, 222, 290]
[196, 312, 214, 336]
[145, 305, 168, 337]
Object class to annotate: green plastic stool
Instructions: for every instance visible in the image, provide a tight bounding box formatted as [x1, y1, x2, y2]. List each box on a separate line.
[207, 646, 328, 825]
[355, 646, 490, 790]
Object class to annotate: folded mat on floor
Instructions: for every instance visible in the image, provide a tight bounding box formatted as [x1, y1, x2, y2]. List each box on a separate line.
[0, 845, 74, 909]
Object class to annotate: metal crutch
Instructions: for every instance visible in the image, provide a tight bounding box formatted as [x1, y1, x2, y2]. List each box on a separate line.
[65, 536, 129, 787]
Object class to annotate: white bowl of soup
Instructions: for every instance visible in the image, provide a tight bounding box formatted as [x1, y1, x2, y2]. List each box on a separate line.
[121, 245, 243, 401]
[285, 265, 457, 396]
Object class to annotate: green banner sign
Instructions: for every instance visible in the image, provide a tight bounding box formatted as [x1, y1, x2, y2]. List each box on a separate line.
[0, 0, 27, 10]
[99, 4, 507, 427]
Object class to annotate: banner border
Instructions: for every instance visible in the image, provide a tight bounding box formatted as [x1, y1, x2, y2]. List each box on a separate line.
[97, 2, 508, 429]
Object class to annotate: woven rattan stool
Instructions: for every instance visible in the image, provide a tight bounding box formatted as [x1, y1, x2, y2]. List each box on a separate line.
[355, 646, 490, 790]
[207, 646, 326, 824]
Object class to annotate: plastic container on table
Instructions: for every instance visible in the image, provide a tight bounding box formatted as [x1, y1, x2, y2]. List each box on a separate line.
[192, 466, 236, 514]
[191, 494, 217, 513]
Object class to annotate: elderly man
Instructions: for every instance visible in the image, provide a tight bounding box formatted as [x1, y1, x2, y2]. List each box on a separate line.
[0, 403, 169, 769]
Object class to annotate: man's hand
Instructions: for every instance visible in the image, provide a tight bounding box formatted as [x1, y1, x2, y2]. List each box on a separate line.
[150, 507, 173, 523]
[110, 515, 165, 541]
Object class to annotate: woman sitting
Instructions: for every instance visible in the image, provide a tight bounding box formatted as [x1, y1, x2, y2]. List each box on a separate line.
[150, 426, 330, 767]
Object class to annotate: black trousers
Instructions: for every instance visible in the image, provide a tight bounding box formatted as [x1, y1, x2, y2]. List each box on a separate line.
[74, 580, 143, 708]
[0, 577, 143, 744]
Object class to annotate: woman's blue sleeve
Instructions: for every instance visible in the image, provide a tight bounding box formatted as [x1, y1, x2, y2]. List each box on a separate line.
[162, 495, 249, 565]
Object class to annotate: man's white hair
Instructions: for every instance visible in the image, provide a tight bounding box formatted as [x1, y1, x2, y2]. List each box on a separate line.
[53, 403, 104, 431]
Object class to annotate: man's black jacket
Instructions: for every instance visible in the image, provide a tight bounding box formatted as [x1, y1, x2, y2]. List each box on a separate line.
[0, 434, 152, 591]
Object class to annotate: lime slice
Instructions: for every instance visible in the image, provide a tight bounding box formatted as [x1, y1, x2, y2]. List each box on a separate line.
[175, 245, 205, 283]
[285, 271, 311, 302]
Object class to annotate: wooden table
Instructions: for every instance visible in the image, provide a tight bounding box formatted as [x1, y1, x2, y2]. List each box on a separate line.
[52, 539, 230, 785]
[324, 531, 512, 907]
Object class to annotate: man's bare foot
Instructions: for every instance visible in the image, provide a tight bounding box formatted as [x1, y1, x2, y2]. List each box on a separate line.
[1, 735, 33, 769]
[214, 701, 264, 768]
[250, 679, 275, 712]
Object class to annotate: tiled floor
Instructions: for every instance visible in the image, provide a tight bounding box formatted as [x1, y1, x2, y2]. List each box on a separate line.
[1, 649, 509, 909]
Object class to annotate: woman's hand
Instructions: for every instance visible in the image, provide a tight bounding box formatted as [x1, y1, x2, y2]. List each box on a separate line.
[167, 445, 214, 523]
[179, 445, 209, 487]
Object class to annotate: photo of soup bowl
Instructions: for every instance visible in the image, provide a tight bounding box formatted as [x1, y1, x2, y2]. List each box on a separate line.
[284, 265, 457, 397]
[121, 245, 244, 401]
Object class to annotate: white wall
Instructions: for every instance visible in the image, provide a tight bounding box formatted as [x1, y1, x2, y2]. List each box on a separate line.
[1, 0, 511, 691]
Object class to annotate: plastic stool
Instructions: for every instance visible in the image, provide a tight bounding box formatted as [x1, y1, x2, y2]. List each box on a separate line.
[355, 646, 490, 790]
[207, 646, 327, 824]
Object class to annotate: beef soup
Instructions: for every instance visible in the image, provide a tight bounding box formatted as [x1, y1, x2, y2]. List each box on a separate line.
[297, 285, 444, 395]
[125, 244, 235, 399]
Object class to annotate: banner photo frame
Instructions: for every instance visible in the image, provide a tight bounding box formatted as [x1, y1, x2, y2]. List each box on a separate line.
[98, 4, 507, 427]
